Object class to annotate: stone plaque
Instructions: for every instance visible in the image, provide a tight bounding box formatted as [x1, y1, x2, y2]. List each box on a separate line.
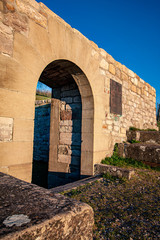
[110, 79, 122, 115]
[0, 117, 13, 142]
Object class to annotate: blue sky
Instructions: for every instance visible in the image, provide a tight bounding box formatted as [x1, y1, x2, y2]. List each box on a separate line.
[37, 0, 160, 106]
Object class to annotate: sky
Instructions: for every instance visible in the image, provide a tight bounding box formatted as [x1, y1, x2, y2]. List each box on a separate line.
[37, 0, 160, 106]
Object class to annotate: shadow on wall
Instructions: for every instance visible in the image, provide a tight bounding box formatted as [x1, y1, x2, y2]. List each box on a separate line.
[32, 104, 50, 188]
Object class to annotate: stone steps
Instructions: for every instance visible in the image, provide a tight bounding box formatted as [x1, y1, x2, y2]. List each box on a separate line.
[49, 175, 102, 193]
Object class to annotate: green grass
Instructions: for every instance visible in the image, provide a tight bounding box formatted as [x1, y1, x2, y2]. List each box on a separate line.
[63, 170, 160, 239]
[128, 139, 141, 144]
[36, 94, 51, 100]
[157, 121, 160, 131]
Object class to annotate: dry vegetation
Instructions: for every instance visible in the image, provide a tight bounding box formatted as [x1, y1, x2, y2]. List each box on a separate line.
[63, 169, 160, 239]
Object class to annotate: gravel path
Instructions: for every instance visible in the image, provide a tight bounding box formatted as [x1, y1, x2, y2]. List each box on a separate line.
[64, 169, 160, 240]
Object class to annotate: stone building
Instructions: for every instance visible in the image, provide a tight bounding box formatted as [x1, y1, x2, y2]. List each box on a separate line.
[0, 0, 157, 184]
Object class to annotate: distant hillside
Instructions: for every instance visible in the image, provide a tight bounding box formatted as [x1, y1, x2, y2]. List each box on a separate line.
[36, 94, 51, 100]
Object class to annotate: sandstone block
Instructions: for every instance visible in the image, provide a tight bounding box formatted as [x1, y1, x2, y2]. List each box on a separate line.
[59, 125, 72, 133]
[16, 0, 47, 28]
[106, 53, 115, 64]
[0, 29, 13, 55]
[109, 64, 116, 75]
[0, 117, 13, 142]
[58, 145, 68, 155]
[3, 12, 28, 34]
[115, 67, 121, 78]
[0, 1, 3, 11]
[131, 77, 138, 86]
[131, 84, 136, 93]
[21, 0, 40, 10]
[121, 72, 128, 81]
[58, 154, 71, 164]
[100, 58, 109, 70]
[120, 127, 126, 134]
[60, 110, 72, 120]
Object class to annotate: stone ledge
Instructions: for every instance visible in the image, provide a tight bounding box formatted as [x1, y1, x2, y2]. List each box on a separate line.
[94, 164, 135, 180]
[0, 173, 94, 240]
[127, 130, 160, 144]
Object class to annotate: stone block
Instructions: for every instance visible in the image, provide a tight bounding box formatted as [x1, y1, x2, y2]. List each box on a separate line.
[7, 163, 32, 182]
[60, 120, 72, 126]
[3, 12, 28, 34]
[13, 119, 34, 142]
[29, 20, 53, 62]
[13, 32, 46, 79]
[60, 110, 72, 120]
[59, 125, 72, 133]
[0, 55, 37, 94]
[94, 164, 135, 180]
[0, 88, 35, 119]
[16, 0, 47, 28]
[58, 145, 68, 155]
[58, 154, 71, 164]
[0, 1, 3, 11]
[125, 143, 160, 165]
[0, 173, 94, 239]
[0, 141, 33, 167]
[60, 133, 72, 145]
[121, 72, 128, 81]
[131, 84, 136, 93]
[0, 117, 13, 142]
[99, 58, 109, 70]
[21, 0, 40, 10]
[109, 64, 116, 75]
[0, 29, 13, 55]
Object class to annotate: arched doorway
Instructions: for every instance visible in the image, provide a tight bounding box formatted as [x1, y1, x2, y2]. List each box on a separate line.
[33, 60, 94, 188]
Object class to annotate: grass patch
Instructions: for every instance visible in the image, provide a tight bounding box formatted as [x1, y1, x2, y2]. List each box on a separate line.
[129, 126, 157, 131]
[36, 94, 51, 100]
[157, 121, 160, 131]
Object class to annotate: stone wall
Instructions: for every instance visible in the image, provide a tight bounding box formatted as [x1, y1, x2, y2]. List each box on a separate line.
[0, 172, 94, 240]
[33, 104, 50, 162]
[98, 50, 157, 155]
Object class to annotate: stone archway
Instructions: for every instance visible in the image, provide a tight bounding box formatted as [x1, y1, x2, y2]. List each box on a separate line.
[34, 60, 94, 187]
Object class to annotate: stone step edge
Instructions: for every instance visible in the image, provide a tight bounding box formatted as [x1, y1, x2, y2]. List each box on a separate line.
[49, 175, 102, 193]
[50, 164, 135, 193]
[94, 163, 135, 180]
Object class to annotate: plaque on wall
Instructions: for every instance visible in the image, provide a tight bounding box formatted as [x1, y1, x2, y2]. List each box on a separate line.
[110, 79, 122, 115]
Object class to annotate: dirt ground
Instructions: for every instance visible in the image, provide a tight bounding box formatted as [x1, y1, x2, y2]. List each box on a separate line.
[64, 169, 160, 240]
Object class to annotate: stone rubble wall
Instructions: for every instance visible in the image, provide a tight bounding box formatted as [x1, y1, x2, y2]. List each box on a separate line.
[33, 104, 50, 162]
[98, 50, 157, 151]
[0, 0, 157, 181]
